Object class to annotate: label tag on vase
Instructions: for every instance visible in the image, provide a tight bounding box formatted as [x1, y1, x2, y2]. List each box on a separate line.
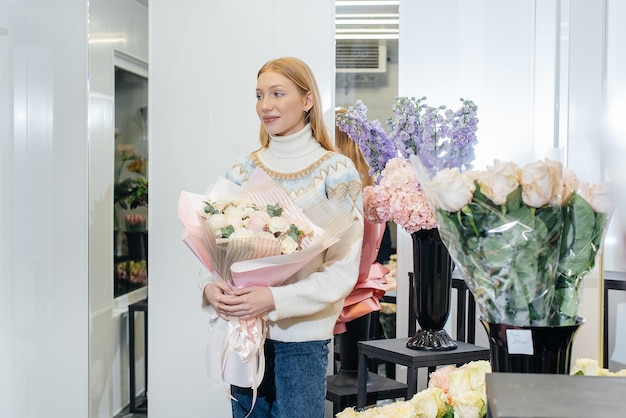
[506, 329, 534, 355]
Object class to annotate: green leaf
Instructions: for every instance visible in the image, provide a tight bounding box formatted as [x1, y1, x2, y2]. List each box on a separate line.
[559, 193, 597, 277]
[287, 224, 301, 243]
[266, 203, 283, 217]
[219, 225, 234, 238]
[505, 185, 522, 212]
[203, 201, 219, 215]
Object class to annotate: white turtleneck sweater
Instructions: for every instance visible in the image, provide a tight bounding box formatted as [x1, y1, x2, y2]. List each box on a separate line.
[201, 125, 364, 343]
[257, 124, 328, 172]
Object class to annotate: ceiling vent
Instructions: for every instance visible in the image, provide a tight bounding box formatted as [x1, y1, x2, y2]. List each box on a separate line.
[336, 39, 387, 73]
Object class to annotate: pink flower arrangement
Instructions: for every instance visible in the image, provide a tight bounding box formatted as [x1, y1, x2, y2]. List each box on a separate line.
[363, 157, 437, 234]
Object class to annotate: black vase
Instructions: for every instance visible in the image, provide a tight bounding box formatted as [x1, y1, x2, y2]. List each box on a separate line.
[328, 313, 372, 387]
[406, 228, 456, 351]
[126, 231, 148, 261]
[481, 317, 584, 374]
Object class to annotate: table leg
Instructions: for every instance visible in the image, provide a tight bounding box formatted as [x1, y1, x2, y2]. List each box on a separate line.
[406, 367, 418, 399]
[357, 349, 368, 408]
[604, 287, 609, 369]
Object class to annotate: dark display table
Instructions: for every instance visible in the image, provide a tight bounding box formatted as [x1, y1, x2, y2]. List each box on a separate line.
[486, 373, 626, 417]
[357, 339, 490, 408]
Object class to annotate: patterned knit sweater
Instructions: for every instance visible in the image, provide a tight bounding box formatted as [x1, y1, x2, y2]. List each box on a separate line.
[202, 125, 364, 342]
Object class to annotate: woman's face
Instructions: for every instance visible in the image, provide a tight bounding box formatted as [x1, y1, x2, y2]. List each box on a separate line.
[256, 71, 312, 137]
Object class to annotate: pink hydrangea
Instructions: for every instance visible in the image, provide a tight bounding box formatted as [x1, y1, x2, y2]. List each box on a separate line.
[363, 157, 437, 233]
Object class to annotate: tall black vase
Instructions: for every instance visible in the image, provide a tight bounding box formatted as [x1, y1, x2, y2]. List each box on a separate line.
[406, 228, 456, 351]
[328, 313, 372, 387]
[481, 317, 584, 374]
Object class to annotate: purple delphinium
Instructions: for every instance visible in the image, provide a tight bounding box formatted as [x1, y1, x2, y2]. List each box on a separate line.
[387, 97, 479, 177]
[336, 100, 398, 182]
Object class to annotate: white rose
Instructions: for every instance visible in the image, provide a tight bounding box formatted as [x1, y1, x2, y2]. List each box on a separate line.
[518, 160, 559, 207]
[448, 369, 473, 399]
[279, 236, 299, 254]
[225, 214, 244, 230]
[571, 358, 600, 375]
[582, 182, 613, 213]
[207, 213, 227, 230]
[459, 360, 491, 402]
[268, 216, 289, 234]
[451, 390, 485, 418]
[475, 160, 519, 205]
[428, 168, 476, 212]
[409, 387, 447, 417]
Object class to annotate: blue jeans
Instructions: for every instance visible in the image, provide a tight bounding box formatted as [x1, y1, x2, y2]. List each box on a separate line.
[231, 339, 330, 418]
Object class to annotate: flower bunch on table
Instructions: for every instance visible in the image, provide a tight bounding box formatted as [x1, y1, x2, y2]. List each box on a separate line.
[337, 360, 491, 418]
[416, 158, 613, 326]
[336, 97, 478, 234]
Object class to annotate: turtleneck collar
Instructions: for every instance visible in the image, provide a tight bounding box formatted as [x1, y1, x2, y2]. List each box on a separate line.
[267, 124, 322, 159]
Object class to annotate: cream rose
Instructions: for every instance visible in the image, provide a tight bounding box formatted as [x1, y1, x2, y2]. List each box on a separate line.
[428, 365, 456, 393]
[571, 358, 600, 375]
[459, 360, 491, 401]
[279, 236, 299, 254]
[518, 160, 559, 207]
[409, 387, 447, 417]
[428, 168, 476, 212]
[475, 160, 519, 205]
[268, 216, 289, 235]
[451, 391, 486, 418]
[581, 182, 613, 213]
[447, 368, 473, 399]
[207, 213, 227, 231]
[246, 210, 271, 234]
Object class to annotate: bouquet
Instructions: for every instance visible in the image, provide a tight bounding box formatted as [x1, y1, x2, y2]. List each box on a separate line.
[337, 97, 479, 235]
[337, 360, 491, 418]
[178, 168, 354, 394]
[415, 157, 613, 326]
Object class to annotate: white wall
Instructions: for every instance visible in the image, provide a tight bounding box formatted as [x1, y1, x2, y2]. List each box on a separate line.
[149, 1, 335, 416]
[397, 0, 625, 370]
[0, 0, 90, 417]
[87, 1, 149, 416]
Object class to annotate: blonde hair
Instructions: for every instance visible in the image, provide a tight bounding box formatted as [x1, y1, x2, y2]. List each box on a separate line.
[257, 57, 334, 151]
[335, 108, 373, 188]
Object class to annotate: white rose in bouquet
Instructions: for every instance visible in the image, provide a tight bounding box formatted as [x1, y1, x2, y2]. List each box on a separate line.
[426, 168, 475, 212]
[475, 160, 518, 205]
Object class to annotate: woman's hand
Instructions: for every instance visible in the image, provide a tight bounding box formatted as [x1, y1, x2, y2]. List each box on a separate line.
[203, 280, 235, 321]
[216, 286, 275, 320]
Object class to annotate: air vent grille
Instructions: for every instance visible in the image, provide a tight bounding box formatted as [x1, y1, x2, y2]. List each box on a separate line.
[336, 39, 387, 73]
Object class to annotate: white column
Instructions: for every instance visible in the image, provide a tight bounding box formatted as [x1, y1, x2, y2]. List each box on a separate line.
[149, 1, 335, 416]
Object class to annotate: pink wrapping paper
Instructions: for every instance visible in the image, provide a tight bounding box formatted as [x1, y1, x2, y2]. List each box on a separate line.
[333, 220, 392, 334]
[178, 168, 356, 400]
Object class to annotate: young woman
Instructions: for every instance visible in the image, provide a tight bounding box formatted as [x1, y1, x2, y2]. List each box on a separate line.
[201, 57, 364, 418]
